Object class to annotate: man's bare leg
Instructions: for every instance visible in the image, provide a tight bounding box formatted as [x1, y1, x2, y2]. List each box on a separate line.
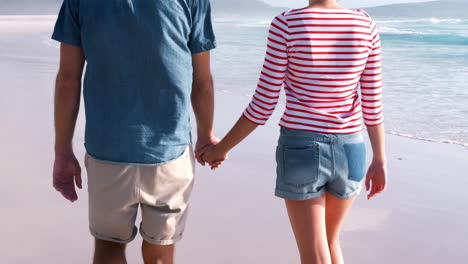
[142, 240, 174, 264]
[93, 239, 127, 264]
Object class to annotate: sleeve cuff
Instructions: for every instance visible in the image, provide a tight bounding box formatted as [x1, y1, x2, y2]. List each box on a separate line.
[51, 33, 82, 48]
[190, 41, 216, 54]
[364, 119, 384, 127]
[242, 112, 266, 126]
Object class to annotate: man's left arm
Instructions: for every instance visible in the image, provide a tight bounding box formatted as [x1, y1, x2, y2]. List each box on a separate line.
[191, 51, 220, 165]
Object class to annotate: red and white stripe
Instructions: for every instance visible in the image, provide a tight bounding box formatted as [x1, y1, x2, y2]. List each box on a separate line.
[243, 8, 384, 133]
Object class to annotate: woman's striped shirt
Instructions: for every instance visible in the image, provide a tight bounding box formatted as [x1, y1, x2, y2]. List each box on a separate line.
[243, 7, 384, 134]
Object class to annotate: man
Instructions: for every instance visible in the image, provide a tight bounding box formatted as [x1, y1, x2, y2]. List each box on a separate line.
[51, 0, 218, 263]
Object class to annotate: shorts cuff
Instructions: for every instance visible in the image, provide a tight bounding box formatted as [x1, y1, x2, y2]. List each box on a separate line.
[275, 188, 326, 201]
[327, 186, 363, 200]
[140, 229, 182, 246]
[89, 226, 137, 244]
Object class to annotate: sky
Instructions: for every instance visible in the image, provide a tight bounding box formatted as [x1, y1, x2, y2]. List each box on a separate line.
[263, 0, 432, 8]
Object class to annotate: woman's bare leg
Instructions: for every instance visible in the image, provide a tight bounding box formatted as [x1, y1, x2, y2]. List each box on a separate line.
[325, 193, 356, 264]
[285, 196, 331, 264]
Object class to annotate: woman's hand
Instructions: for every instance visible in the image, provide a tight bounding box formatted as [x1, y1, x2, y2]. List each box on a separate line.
[365, 160, 387, 200]
[199, 145, 229, 170]
[365, 123, 387, 200]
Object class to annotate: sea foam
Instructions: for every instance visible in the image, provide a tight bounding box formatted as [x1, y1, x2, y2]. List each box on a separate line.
[389, 131, 468, 150]
[0, 15, 56, 23]
[378, 17, 465, 25]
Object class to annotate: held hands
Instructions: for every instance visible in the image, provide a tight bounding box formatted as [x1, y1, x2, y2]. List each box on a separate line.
[194, 134, 220, 166]
[53, 151, 82, 202]
[198, 144, 229, 170]
[194, 135, 228, 170]
[194, 116, 257, 170]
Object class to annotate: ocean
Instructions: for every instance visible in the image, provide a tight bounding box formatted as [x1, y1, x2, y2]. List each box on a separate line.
[1, 15, 467, 148]
[211, 16, 468, 148]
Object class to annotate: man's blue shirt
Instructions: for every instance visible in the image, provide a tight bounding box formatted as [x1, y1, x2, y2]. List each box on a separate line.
[52, 0, 216, 165]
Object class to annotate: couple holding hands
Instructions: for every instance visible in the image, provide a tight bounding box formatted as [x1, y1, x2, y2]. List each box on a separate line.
[52, 0, 387, 263]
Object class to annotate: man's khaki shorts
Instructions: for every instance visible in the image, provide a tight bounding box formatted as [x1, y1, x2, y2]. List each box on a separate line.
[84, 146, 195, 245]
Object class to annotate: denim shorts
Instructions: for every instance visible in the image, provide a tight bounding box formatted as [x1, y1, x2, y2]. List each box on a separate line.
[275, 127, 367, 201]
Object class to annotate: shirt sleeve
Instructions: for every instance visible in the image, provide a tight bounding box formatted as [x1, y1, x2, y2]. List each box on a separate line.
[51, 0, 82, 47]
[359, 18, 384, 126]
[189, 0, 216, 54]
[243, 14, 289, 125]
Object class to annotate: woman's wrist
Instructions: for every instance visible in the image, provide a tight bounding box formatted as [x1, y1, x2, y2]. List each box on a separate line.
[216, 140, 232, 154]
[372, 155, 387, 165]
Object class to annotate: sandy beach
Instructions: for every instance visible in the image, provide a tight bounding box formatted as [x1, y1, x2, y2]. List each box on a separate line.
[1, 16, 468, 263]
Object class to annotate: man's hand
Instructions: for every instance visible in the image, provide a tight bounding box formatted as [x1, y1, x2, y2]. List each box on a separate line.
[195, 134, 219, 166]
[53, 152, 82, 202]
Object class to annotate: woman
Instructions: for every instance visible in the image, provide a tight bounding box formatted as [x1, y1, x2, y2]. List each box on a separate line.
[200, 0, 387, 263]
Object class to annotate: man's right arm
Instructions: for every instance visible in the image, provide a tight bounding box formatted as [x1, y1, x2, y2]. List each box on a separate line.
[191, 51, 220, 166]
[53, 43, 85, 202]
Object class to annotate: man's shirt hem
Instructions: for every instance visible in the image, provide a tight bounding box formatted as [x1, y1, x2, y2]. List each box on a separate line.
[85, 144, 190, 166]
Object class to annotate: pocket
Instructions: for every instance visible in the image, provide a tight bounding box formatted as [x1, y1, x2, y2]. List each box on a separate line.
[84, 153, 89, 169]
[171, 146, 191, 163]
[281, 144, 320, 187]
[344, 142, 367, 182]
[179, 145, 191, 160]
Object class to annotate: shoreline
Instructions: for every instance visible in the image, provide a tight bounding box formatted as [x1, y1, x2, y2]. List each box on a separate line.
[387, 131, 468, 150]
